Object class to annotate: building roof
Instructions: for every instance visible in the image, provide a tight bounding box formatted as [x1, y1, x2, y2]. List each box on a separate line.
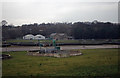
[35, 34, 45, 37]
[24, 34, 34, 37]
[50, 33, 57, 36]
[50, 33, 66, 36]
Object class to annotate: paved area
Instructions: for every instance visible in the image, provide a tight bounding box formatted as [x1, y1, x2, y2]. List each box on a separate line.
[60, 45, 119, 50]
[1, 45, 119, 52]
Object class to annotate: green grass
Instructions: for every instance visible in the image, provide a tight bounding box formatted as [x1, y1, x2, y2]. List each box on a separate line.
[6, 39, 45, 43]
[5, 39, 80, 43]
[5, 39, 120, 44]
[2, 49, 119, 76]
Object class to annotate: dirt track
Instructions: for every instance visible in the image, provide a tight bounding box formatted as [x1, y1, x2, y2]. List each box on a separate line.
[1, 45, 119, 52]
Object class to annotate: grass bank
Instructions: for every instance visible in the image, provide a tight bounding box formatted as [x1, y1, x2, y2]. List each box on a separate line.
[2, 49, 119, 76]
[5, 39, 120, 44]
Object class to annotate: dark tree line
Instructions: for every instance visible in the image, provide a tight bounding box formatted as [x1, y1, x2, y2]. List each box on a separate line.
[2, 21, 120, 40]
[72, 22, 120, 39]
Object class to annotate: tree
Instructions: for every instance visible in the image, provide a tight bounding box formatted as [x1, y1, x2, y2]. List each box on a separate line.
[1, 20, 8, 26]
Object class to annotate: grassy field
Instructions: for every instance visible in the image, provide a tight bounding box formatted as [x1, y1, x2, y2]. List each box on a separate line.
[4, 39, 120, 44]
[5, 39, 80, 43]
[2, 49, 119, 77]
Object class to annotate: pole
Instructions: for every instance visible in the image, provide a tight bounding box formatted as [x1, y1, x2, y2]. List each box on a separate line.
[5, 41, 7, 52]
[52, 39, 56, 49]
[38, 39, 41, 50]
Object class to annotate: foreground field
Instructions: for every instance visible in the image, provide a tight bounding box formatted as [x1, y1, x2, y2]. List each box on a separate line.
[2, 49, 119, 77]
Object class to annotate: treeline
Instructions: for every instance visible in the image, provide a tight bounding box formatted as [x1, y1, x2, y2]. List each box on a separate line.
[2, 21, 120, 40]
[73, 22, 120, 39]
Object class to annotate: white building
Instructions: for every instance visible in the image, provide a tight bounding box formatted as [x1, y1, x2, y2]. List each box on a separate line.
[23, 34, 34, 40]
[34, 34, 45, 40]
[23, 34, 45, 40]
[50, 33, 69, 40]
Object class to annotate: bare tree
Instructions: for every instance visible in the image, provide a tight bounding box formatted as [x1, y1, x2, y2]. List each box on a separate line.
[1, 20, 8, 26]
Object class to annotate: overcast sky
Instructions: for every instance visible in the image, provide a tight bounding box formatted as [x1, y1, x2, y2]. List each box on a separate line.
[1, 0, 119, 26]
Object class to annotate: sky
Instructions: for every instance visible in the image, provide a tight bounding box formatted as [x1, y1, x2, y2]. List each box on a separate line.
[1, 0, 119, 26]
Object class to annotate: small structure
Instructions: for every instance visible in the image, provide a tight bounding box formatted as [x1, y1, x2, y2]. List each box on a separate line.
[50, 33, 68, 40]
[23, 34, 34, 40]
[23, 34, 45, 40]
[27, 39, 82, 58]
[27, 49, 82, 58]
[1, 54, 11, 59]
[34, 35, 45, 40]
